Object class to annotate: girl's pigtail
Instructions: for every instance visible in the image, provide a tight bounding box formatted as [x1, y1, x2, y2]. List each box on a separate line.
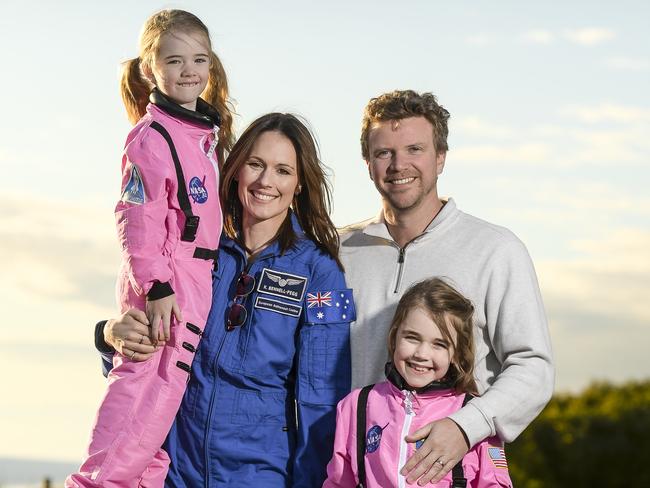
[203, 51, 235, 164]
[120, 57, 152, 125]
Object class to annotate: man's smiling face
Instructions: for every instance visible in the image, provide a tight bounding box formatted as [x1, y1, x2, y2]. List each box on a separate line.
[366, 116, 445, 214]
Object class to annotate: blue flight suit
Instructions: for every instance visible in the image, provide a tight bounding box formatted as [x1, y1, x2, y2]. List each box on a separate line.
[101, 214, 353, 487]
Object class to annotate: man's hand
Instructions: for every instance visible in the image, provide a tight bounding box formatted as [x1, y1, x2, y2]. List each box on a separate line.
[146, 293, 182, 344]
[105, 309, 160, 361]
[401, 418, 470, 485]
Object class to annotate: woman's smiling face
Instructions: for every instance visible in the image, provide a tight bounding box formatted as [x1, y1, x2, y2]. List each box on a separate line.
[236, 130, 299, 228]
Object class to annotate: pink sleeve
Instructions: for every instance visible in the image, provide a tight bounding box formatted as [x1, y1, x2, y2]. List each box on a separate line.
[323, 391, 360, 488]
[115, 130, 174, 297]
[469, 437, 513, 488]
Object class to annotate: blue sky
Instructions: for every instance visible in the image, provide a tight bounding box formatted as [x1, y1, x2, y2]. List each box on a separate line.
[1, 0, 648, 463]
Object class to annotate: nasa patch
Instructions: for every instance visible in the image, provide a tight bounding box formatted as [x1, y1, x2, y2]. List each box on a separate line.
[189, 176, 208, 204]
[257, 268, 307, 302]
[121, 164, 145, 205]
[366, 424, 385, 454]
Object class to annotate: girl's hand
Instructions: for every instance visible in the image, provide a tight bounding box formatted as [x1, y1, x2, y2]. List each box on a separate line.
[105, 309, 160, 361]
[146, 293, 183, 344]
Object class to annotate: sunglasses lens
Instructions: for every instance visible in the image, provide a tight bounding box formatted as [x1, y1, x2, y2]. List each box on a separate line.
[236, 273, 255, 296]
[227, 303, 247, 330]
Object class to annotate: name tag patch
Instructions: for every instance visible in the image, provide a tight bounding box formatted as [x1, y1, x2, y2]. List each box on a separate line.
[257, 268, 307, 302]
[254, 296, 302, 318]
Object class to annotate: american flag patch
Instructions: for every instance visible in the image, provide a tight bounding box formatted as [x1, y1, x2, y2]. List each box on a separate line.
[488, 446, 508, 469]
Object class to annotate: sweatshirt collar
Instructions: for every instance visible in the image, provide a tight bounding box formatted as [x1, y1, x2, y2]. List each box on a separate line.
[362, 198, 457, 241]
[150, 88, 221, 128]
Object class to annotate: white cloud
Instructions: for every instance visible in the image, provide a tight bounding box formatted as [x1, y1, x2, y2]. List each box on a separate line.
[538, 229, 650, 390]
[465, 34, 493, 46]
[452, 142, 550, 164]
[454, 116, 514, 138]
[522, 29, 555, 44]
[560, 103, 650, 124]
[563, 27, 616, 46]
[604, 57, 650, 71]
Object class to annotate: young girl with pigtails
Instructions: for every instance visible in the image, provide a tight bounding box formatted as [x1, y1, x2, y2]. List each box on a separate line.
[67, 9, 234, 487]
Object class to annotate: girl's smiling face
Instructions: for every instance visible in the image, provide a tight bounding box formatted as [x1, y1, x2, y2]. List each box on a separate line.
[393, 307, 456, 389]
[148, 31, 210, 110]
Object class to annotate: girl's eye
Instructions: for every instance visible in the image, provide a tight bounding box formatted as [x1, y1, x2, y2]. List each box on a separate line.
[433, 341, 448, 349]
[196, 57, 208, 64]
[247, 160, 263, 169]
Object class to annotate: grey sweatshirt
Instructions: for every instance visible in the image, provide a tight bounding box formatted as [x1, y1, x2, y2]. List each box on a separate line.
[339, 198, 554, 446]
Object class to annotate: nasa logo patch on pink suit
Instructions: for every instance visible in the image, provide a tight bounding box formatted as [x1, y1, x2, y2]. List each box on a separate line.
[67, 92, 222, 488]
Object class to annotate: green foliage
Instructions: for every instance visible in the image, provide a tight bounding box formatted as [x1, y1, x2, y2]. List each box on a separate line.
[508, 380, 650, 487]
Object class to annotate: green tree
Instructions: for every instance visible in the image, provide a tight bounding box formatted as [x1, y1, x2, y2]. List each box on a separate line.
[508, 380, 650, 487]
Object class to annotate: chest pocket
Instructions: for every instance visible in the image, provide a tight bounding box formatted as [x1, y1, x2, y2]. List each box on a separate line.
[227, 266, 307, 378]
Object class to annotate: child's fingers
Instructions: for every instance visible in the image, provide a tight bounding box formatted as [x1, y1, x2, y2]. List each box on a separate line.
[149, 312, 161, 345]
[172, 301, 183, 324]
[162, 311, 171, 342]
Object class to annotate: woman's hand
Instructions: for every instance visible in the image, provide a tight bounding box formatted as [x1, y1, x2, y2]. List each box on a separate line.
[104, 309, 160, 361]
[146, 293, 183, 344]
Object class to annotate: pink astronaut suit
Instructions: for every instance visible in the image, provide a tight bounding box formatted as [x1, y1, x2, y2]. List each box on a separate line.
[67, 90, 221, 487]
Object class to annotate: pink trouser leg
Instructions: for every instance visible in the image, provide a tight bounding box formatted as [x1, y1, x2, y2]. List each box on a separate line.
[66, 317, 200, 488]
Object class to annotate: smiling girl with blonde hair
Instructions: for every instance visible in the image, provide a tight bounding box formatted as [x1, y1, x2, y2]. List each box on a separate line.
[67, 10, 233, 487]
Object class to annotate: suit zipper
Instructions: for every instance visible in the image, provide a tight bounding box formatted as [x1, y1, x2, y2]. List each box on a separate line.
[203, 250, 274, 487]
[398, 390, 415, 488]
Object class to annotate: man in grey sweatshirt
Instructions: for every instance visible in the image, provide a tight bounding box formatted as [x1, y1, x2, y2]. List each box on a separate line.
[340, 90, 554, 485]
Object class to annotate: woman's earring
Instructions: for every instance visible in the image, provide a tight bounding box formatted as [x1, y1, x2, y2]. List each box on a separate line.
[295, 185, 302, 196]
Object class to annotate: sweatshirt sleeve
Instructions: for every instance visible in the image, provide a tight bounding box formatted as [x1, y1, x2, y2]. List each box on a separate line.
[322, 391, 360, 488]
[115, 128, 175, 298]
[292, 256, 353, 488]
[448, 239, 554, 446]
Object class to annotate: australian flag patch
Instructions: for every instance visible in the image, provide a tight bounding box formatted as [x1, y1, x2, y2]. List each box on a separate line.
[305, 289, 356, 323]
[121, 164, 145, 205]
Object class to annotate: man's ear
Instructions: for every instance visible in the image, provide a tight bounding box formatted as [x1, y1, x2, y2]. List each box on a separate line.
[436, 151, 446, 176]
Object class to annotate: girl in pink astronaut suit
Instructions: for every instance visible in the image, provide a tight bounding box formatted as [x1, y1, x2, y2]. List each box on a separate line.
[324, 278, 513, 488]
[67, 10, 234, 488]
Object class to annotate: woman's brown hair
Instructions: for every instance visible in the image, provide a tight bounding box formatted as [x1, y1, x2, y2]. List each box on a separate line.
[119, 9, 234, 162]
[387, 278, 478, 395]
[220, 113, 343, 270]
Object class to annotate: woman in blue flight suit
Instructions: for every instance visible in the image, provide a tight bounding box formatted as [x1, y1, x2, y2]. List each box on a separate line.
[98, 113, 353, 487]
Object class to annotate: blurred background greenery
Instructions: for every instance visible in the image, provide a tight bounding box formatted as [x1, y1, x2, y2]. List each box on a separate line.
[509, 380, 650, 487]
